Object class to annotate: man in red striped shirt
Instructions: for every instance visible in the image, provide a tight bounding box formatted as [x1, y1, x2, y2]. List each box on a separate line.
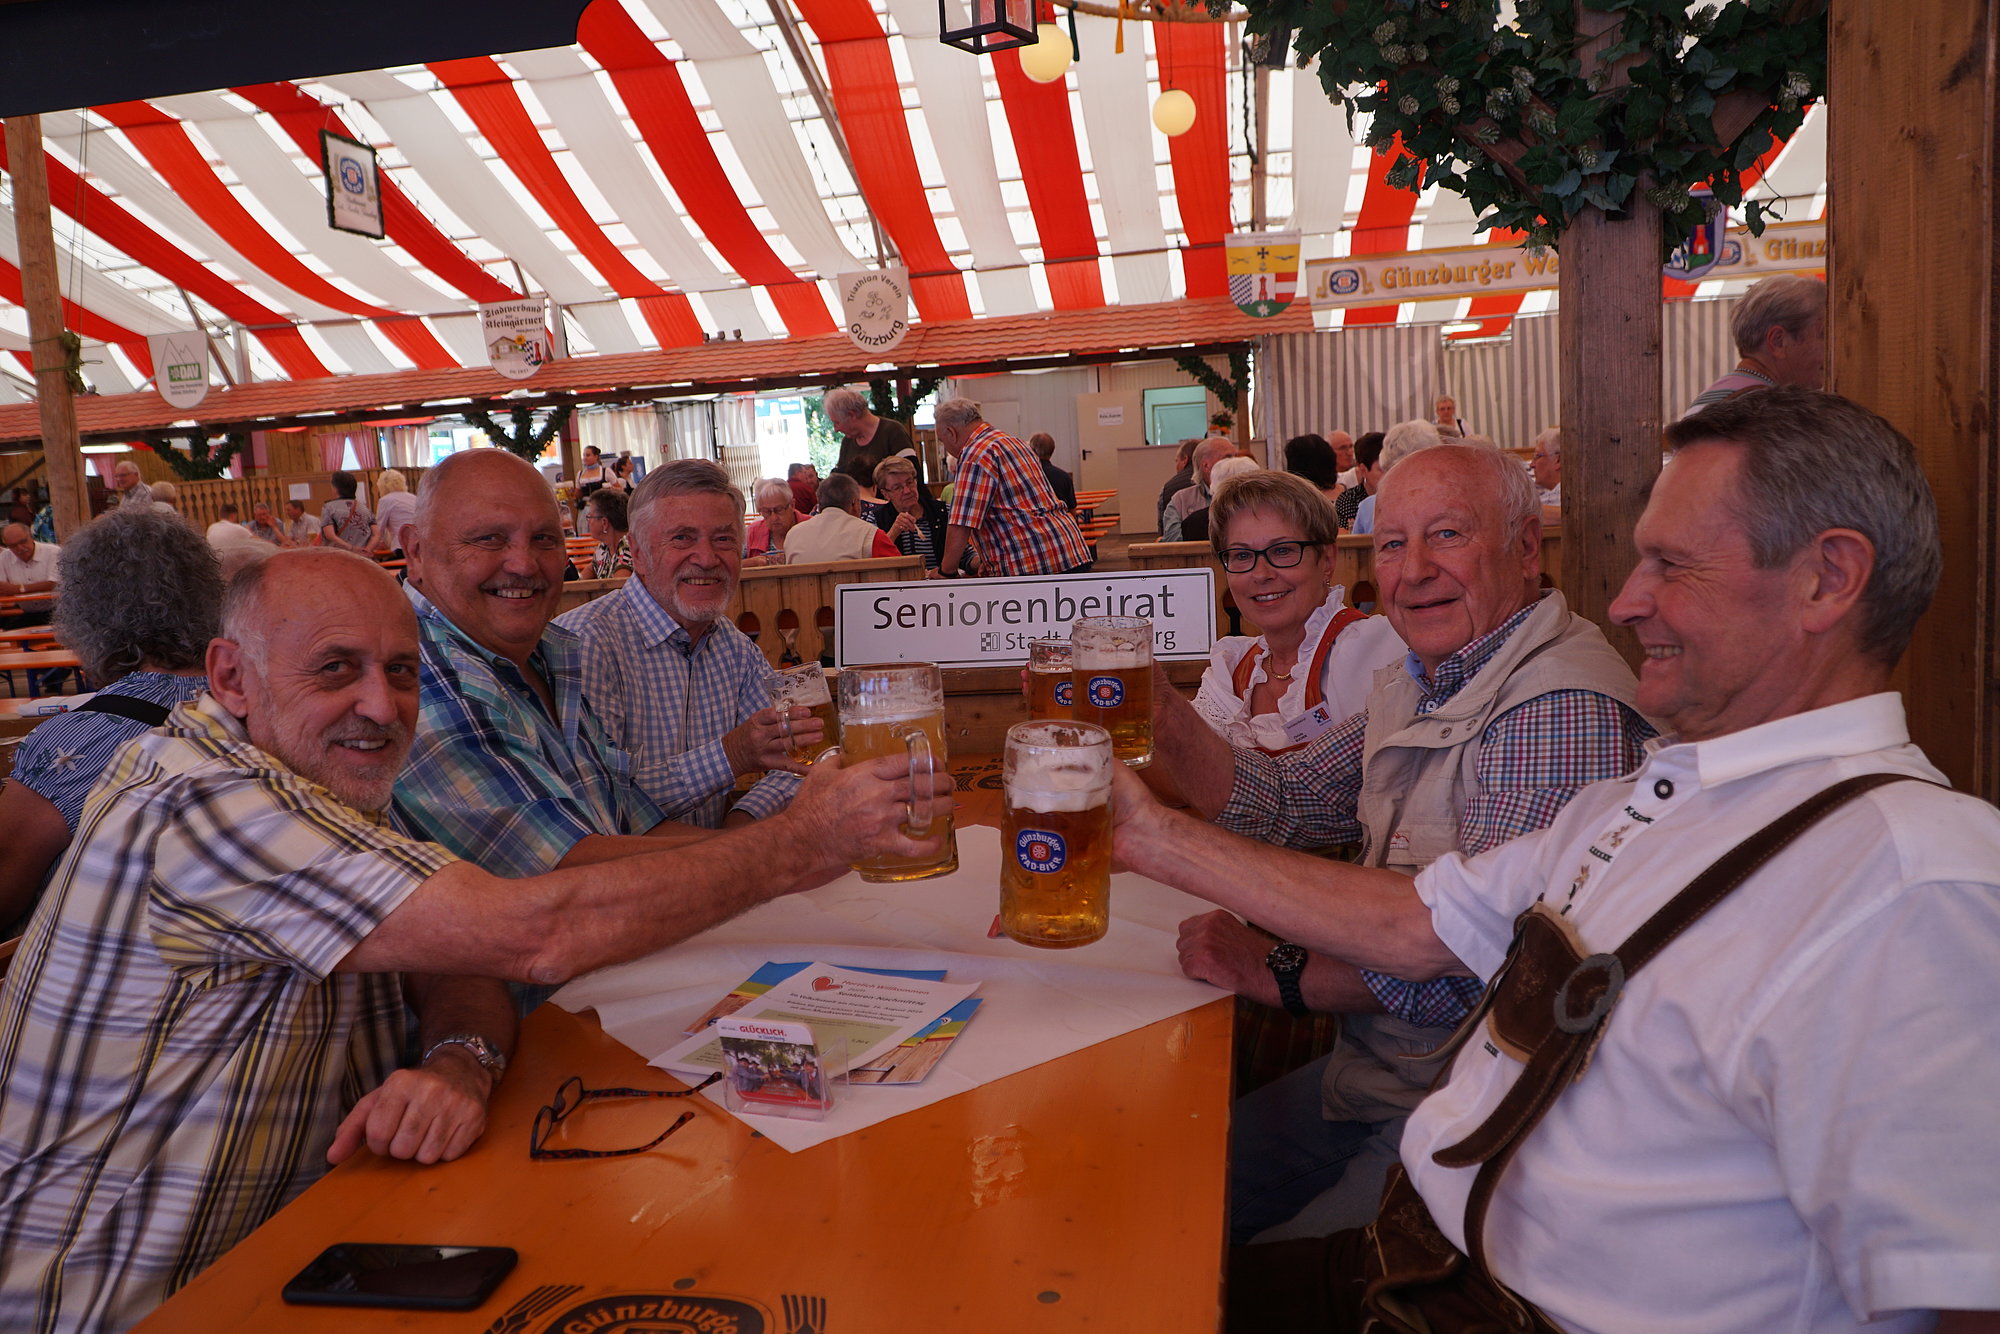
[932, 398, 1091, 579]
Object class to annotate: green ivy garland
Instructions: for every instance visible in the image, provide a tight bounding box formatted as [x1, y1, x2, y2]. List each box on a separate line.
[463, 404, 575, 461]
[867, 375, 942, 425]
[140, 430, 248, 481]
[1228, 0, 1827, 253]
[1174, 350, 1251, 412]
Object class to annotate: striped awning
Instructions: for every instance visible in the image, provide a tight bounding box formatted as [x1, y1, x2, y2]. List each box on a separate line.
[0, 0, 1828, 406]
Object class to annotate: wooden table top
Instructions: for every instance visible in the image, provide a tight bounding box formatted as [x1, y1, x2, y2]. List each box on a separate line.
[135, 758, 1232, 1334]
[0, 650, 79, 671]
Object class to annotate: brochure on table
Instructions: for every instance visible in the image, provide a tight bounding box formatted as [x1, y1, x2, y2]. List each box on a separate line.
[658, 962, 979, 1079]
[550, 826, 1220, 1154]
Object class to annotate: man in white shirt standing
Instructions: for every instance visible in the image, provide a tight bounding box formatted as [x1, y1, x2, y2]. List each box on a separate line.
[1116, 386, 2000, 1334]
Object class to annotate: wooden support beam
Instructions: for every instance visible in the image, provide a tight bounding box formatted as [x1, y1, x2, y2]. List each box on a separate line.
[1829, 0, 1999, 800]
[1557, 197, 1663, 667]
[4, 114, 89, 541]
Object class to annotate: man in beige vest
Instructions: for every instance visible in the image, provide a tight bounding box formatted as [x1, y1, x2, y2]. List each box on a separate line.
[1147, 443, 1654, 1245]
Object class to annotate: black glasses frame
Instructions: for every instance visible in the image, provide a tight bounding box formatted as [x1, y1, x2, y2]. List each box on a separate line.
[528, 1071, 722, 1161]
[1219, 539, 1325, 574]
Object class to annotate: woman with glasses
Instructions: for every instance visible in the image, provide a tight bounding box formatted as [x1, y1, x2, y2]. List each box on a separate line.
[1191, 470, 1405, 754]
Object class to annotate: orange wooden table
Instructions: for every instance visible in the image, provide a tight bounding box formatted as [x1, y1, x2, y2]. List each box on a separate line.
[135, 773, 1233, 1334]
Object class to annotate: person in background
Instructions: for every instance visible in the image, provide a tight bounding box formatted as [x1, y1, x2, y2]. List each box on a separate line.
[1333, 433, 1382, 531]
[245, 501, 287, 545]
[826, 386, 919, 488]
[103, 459, 145, 511]
[583, 488, 634, 580]
[146, 481, 181, 516]
[1685, 272, 1827, 415]
[0, 506, 220, 935]
[280, 498, 317, 547]
[1350, 420, 1442, 535]
[783, 473, 898, 564]
[0, 522, 59, 620]
[373, 468, 418, 556]
[204, 503, 256, 550]
[559, 459, 818, 829]
[787, 462, 820, 515]
[1157, 437, 1202, 531]
[934, 398, 1092, 578]
[1433, 394, 1467, 438]
[1163, 437, 1240, 542]
[1029, 432, 1077, 512]
[1530, 426, 1562, 517]
[1328, 431, 1359, 488]
[875, 455, 965, 574]
[744, 479, 808, 567]
[1193, 470, 1405, 755]
[575, 445, 608, 498]
[319, 471, 377, 553]
[610, 455, 639, 494]
[1282, 433, 1347, 507]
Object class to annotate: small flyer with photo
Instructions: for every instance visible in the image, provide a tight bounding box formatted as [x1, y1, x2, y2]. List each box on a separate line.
[717, 1017, 832, 1113]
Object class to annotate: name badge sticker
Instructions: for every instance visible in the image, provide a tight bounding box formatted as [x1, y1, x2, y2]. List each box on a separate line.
[1281, 703, 1338, 749]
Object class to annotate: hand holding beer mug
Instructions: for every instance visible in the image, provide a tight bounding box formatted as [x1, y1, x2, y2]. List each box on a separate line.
[1026, 638, 1073, 720]
[1072, 616, 1153, 767]
[836, 663, 959, 882]
[765, 663, 837, 765]
[1001, 721, 1115, 948]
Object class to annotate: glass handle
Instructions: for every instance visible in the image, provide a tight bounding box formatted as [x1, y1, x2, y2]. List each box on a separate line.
[903, 729, 935, 837]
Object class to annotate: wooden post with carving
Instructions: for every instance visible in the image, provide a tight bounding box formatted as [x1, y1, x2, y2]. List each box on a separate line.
[4, 114, 90, 541]
[1829, 0, 1998, 800]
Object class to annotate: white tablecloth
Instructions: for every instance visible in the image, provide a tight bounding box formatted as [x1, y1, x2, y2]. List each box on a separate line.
[550, 825, 1223, 1152]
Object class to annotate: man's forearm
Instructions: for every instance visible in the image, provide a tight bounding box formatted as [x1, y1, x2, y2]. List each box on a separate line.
[1125, 803, 1461, 981]
[938, 525, 974, 576]
[1152, 672, 1238, 816]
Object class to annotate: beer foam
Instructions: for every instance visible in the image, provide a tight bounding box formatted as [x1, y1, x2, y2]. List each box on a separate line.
[1073, 648, 1149, 669]
[1008, 749, 1113, 812]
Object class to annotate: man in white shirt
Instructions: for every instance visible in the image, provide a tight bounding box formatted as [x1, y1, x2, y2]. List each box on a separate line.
[0, 524, 58, 602]
[1115, 387, 2000, 1333]
[204, 503, 259, 550]
[782, 473, 896, 564]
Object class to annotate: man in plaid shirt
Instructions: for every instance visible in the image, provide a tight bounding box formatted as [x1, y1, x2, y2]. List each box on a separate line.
[933, 398, 1091, 579]
[557, 459, 819, 829]
[1146, 444, 1653, 1246]
[0, 548, 950, 1333]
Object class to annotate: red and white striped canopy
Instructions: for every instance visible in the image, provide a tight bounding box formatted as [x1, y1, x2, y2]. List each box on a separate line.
[0, 0, 1827, 404]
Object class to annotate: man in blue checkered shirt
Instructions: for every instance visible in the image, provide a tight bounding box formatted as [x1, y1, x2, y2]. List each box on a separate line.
[556, 460, 821, 829]
[1148, 443, 1654, 1246]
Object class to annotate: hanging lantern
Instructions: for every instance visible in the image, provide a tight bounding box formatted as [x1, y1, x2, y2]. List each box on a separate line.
[1019, 21, 1073, 82]
[1152, 89, 1197, 136]
[939, 0, 1035, 54]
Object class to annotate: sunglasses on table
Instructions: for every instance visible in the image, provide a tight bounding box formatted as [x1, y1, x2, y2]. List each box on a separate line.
[1219, 539, 1325, 573]
[528, 1071, 723, 1161]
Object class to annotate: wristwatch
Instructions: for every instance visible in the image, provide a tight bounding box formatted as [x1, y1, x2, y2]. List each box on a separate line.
[421, 1033, 508, 1081]
[1264, 941, 1310, 1018]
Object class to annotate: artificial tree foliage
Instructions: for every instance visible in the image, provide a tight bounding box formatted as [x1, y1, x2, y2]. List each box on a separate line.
[1228, 0, 1827, 254]
[463, 404, 574, 461]
[140, 430, 249, 480]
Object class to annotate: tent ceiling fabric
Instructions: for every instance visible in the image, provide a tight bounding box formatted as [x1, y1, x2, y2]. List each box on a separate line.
[0, 0, 1827, 403]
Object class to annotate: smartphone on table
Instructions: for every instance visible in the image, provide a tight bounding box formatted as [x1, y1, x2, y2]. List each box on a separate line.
[281, 1242, 518, 1310]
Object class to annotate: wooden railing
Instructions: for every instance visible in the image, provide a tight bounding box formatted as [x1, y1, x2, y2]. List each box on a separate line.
[554, 555, 925, 669]
[167, 467, 428, 534]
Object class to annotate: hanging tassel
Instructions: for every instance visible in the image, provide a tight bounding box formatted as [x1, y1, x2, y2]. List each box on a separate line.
[1115, 0, 1129, 54]
[1066, 0, 1080, 61]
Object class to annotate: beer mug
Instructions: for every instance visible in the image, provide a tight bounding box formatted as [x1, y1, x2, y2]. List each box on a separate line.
[1026, 638, 1073, 721]
[835, 663, 959, 882]
[1071, 616, 1153, 767]
[765, 663, 837, 765]
[1000, 720, 1115, 949]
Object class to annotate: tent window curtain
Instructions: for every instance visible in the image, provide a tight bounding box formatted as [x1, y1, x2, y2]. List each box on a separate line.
[581, 406, 670, 467]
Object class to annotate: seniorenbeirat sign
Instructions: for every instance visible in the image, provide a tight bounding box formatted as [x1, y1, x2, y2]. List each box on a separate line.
[835, 569, 1215, 669]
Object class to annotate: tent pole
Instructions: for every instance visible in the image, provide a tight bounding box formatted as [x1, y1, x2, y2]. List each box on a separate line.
[4, 113, 90, 540]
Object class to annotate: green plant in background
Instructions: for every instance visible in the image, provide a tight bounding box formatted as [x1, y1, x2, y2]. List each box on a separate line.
[462, 404, 574, 461]
[803, 396, 844, 477]
[1231, 0, 1827, 254]
[1175, 350, 1252, 418]
[866, 375, 942, 425]
[140, 430, 249, 480]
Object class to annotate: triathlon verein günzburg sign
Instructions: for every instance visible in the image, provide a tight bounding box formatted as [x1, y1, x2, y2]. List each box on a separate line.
[837, 267, 911, 353]
[836, 569, 1216, 669]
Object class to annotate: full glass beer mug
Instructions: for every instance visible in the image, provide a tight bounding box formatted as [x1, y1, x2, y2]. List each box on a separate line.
[835, 663, 958, 882]
[1026, 638, 1073, 721]
[766, 663, 837, 765]
[1000, 720, 1115, 949]
[1071, 616, 1153, 767]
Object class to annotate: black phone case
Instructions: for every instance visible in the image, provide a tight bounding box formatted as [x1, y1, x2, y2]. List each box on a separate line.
[280, 1243, 519, 1311]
